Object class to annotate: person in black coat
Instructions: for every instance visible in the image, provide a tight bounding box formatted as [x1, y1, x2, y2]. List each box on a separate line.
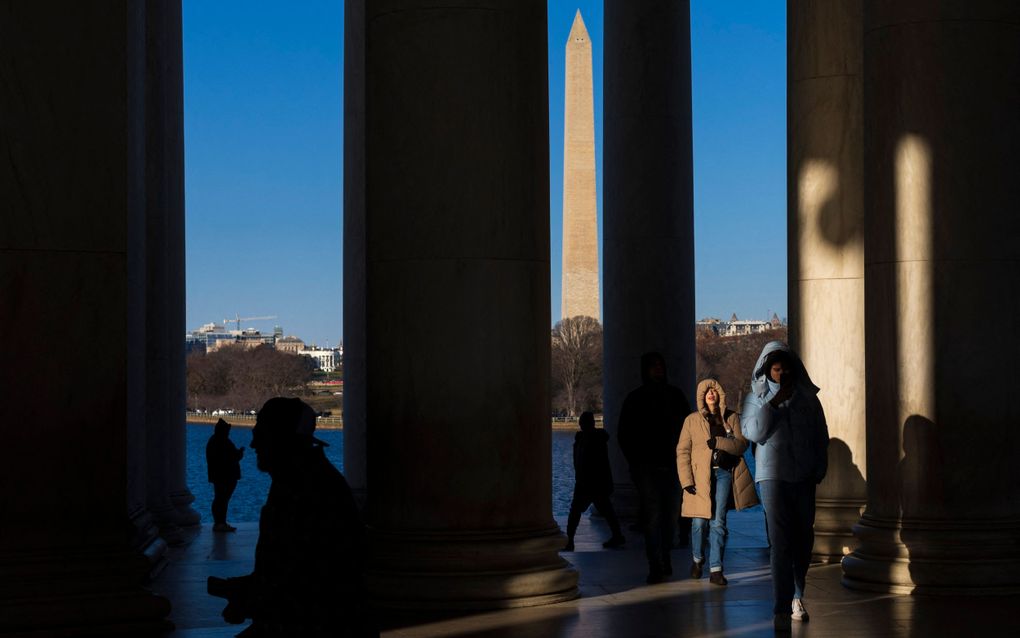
[211, 397, 377, 637]
[206, 418, 244, 532]
[617, 351, 691, 583]
[563, 412, 625, 552]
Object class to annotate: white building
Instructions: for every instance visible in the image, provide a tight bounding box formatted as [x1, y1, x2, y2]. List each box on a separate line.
[299, 348, 341, 372]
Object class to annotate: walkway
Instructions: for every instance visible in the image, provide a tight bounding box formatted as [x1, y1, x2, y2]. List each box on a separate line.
[154, 512, 1019, 637]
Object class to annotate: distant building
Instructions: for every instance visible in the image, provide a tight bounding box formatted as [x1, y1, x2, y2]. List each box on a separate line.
[696, 313, 785, 338]
[298, 347, 341, 372]
[275, 336, 305, 354]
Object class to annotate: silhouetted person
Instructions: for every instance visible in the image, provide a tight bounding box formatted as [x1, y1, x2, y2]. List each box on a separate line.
[563, 412, 625, 551]
[207, 418, 244, 532]
[677, 379, 758, 586]
[741, 342, 828, 633]
[211, 397, 377, 637]
[617, 351, 691, 584]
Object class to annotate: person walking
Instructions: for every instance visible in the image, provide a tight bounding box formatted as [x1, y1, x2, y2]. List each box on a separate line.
[563, 412, 625, 551]
[206, 418, 244, 532]
[741, 342, 828, 633]
[617, 351, 691, 584]
[677, 379, 759, 586]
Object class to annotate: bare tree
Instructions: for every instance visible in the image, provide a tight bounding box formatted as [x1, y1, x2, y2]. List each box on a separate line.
[551, 316, 603, 417]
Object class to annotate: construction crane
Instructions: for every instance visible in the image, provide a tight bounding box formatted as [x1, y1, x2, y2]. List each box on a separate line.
[223, 314, 277, 332]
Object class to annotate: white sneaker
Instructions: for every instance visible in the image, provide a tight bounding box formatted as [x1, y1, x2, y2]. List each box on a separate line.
[791, 598, 809, 622]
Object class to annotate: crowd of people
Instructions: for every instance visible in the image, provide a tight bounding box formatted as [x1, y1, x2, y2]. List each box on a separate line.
[205, 340, 827, 635]
[565, 341, 829, 633]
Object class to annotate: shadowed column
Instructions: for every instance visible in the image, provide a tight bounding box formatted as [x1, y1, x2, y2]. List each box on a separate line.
[603, 0, 696, 515]
[842, 0, 1020, 593]
[353, 0, 578, 609]
[787, 0, 867, 563]
[0, 2, 172, 631]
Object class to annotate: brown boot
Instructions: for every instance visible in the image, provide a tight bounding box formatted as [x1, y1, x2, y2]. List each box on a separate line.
[690, 560, 703, 579]
[709, 571, 728, 586]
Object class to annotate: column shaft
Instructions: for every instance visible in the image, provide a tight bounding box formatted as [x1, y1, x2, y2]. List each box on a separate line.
[603, 0, 696, 513]
[356, 0, 577, 609]
[843, 0, 1020, 593]
[787, 0, 867, 562]
[0, 2, 172, 631]
[343, 0, 368, 505]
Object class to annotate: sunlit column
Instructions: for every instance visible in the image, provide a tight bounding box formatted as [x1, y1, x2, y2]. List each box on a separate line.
[353, 0, 578, 608]
[787, 0, 866, 562]
[603, 0, 696, 515]
[843, 0, 1020, 593]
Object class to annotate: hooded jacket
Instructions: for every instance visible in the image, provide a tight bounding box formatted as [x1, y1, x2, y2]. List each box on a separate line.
[206, 418, 243, 483]
[677, 379, 759, 518]
[617, 352, 692, 470]
[740, 341, 829, 484]
[573, 427, 614, 495]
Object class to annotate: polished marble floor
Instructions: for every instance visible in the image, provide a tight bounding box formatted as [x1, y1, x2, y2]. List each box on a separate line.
[154, 511, 1020, 637]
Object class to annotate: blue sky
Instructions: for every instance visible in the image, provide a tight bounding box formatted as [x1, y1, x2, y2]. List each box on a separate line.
[183, 1, 786, 346]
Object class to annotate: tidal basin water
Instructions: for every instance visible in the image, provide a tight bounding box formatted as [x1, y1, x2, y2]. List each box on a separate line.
[187, 424, 757, 523]
[188, 424, 578, 523]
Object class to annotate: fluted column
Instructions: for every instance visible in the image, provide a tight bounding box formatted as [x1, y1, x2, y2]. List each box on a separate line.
[0, 3, 171, 631]
[342, 0, 368, 505]
[787, 0, 866, 562]
[603, 0, 696, 513]
[842, 0, 1020, 593]
[156, 0, 200, 530]
[355, 0, 578, 609]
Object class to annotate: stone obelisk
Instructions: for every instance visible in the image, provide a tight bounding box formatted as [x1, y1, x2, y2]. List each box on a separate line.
[561, 10, 600, 321]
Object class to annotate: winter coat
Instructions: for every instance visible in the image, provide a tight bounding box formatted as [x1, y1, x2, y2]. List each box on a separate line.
[573, 428, 614, 495]
[740, 341, 829, 484]
[206, 419, 243, 484]
[677, 379, 759, 518]
[617, 353, 692, 470]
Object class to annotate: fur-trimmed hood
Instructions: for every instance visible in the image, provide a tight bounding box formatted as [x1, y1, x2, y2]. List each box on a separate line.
[750, 340, 819, 399]
[695, 378, 728, 417]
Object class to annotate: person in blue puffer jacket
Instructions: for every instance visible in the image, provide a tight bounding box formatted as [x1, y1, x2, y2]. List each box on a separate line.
[741, 341, 828, 633]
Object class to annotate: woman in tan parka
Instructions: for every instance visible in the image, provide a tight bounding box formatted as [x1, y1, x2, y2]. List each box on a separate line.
[677, 379, 759, 586]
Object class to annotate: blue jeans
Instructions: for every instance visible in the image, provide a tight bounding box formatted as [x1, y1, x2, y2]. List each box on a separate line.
[759, 480, 816, 614]
[690, 467, 732, 571]
[631, 465, 680, 574]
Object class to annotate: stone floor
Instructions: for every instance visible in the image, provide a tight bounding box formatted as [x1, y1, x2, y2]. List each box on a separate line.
[154, 512, 1020, 637]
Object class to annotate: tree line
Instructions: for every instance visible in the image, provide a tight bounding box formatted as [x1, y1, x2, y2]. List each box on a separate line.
[550, 316, 788, 417]
[187, 345, 317, 412]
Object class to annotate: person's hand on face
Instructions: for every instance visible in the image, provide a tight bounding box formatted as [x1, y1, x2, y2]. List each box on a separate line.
[769, 360, 794, 406]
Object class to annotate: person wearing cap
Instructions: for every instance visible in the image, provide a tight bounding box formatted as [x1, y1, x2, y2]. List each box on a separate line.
[206, 418, 244, 532]
[214, 397, 377, 637]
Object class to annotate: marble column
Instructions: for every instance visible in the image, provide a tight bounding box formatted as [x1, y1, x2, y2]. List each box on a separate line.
[342, 0, 368, 506]
[154, 0, 200, 530]
[603, 0, 696, 514]
[787, 0, 867, 563]
[355, 0, 578, 609]
[0, 3, 172, 631]
[842, 0, 1020, 593]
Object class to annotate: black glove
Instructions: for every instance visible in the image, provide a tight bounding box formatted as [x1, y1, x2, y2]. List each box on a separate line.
[683, 485, 696, 495]
[706, 438, 717, 450]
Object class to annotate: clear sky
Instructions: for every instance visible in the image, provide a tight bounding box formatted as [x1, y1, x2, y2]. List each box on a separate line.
[183, 1, 786, 346]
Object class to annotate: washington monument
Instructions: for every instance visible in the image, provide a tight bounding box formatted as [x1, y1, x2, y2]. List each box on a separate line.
[561, 10, 600, 322]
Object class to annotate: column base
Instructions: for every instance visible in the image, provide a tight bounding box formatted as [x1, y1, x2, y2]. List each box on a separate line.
[812, 497, 866, 563]
[129, 506, 169, 580]
[0, 546, 172, 635]
[842, 515, 1020, 594]
[170, 488, 201, 527]
[366, 525, 579, 610]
